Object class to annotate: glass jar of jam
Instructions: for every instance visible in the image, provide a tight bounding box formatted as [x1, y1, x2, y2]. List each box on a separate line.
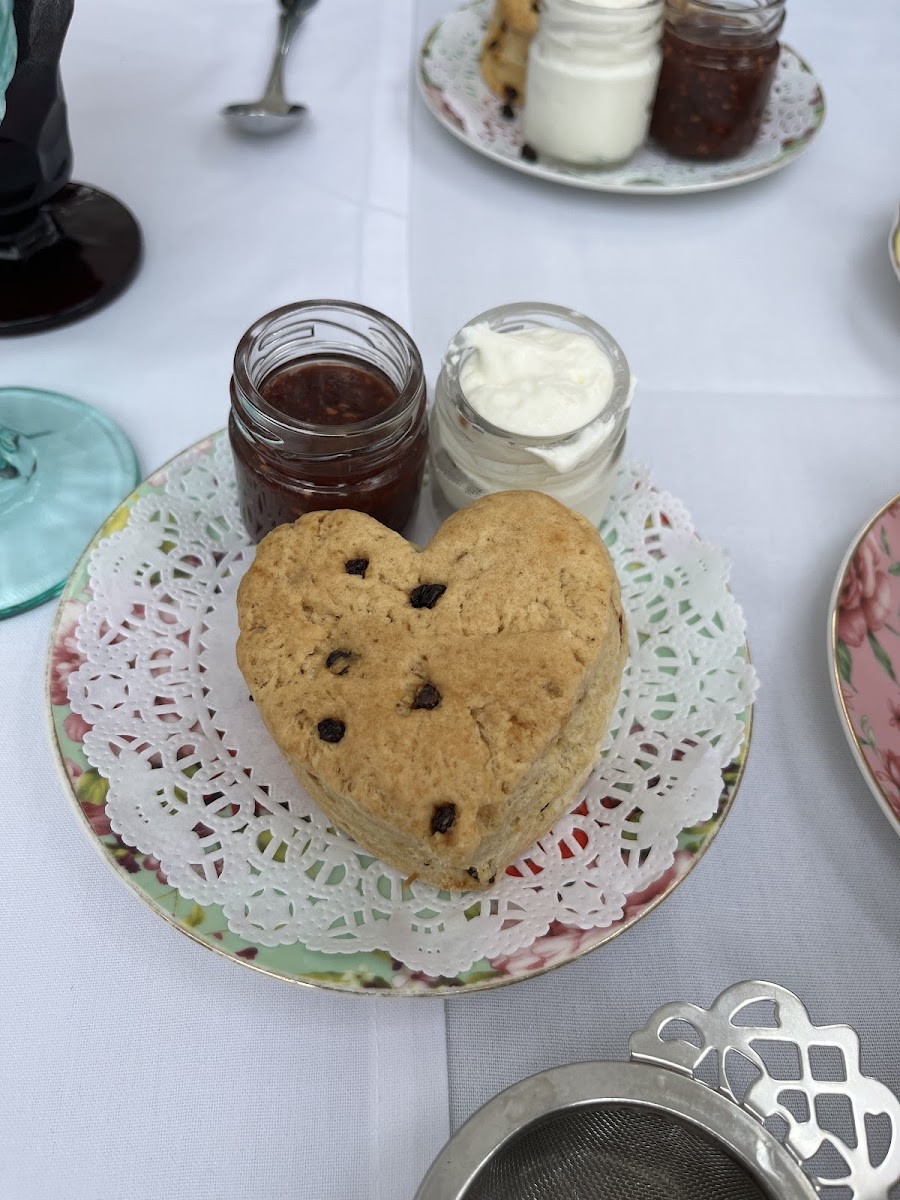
[229, 301, 427, 542]
[650, 0, 785, 161]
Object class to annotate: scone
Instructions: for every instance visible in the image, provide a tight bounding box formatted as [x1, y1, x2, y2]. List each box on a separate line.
[236, 491, 627, 892]
[480, 0, 541, 104]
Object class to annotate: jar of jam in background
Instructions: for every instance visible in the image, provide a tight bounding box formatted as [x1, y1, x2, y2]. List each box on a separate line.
[229, 301, 428, 542]
[650, 0, 785, 161]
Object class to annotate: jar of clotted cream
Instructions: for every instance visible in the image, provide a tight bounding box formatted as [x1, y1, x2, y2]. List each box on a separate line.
[429, 303, 633, 525]
[522, 0, 665, 166]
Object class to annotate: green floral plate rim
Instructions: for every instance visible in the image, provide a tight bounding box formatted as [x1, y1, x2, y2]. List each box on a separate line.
[47, 432, 753, 997]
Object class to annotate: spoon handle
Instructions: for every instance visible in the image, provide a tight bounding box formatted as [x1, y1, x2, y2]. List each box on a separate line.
[261, 1, 314, 107]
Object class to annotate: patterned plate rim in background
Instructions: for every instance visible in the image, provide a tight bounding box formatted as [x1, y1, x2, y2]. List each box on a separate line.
[829, 492, 900, 841]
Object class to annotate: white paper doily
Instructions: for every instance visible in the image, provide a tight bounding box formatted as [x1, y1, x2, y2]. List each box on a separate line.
[419, 0, 825, 196]
[66, 436, 756, 977]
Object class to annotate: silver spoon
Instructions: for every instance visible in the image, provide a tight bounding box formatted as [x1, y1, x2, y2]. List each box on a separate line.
[222, 0, 318, 136]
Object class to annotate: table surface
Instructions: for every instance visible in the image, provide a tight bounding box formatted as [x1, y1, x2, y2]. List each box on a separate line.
[3, 1, 900, 1197]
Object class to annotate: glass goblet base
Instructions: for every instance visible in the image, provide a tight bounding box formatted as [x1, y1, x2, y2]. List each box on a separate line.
[0, 183, 142, 336]
[0, 387, 139, 618]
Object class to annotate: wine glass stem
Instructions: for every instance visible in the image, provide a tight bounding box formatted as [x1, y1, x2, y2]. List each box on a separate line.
[0, 425, 38, 514]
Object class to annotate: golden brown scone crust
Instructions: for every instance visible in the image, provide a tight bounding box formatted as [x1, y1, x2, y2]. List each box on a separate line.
[500, 0, 540, 36]
[480, 0, 540, 102]
[237, 491, 627, 892]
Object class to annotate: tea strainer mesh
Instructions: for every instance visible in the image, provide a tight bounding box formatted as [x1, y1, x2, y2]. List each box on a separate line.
[463, 1104, 770, 1200]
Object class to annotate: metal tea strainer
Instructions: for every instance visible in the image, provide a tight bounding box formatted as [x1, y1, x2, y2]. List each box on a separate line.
[415, 981, 900, 1200]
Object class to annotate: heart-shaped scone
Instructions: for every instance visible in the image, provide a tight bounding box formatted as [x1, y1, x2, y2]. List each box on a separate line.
[236, 491, 627, 892]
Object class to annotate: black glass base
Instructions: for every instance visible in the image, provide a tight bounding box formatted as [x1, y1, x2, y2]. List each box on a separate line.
[0, 182, 142, 336]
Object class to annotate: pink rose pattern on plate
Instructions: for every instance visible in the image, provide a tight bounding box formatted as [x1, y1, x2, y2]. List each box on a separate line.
[835, 498, 900, 821]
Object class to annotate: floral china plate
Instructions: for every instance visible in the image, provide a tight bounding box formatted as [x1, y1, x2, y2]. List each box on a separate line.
[418, 0, 826, 197]
[48, 432, 755, 997]
[829, 494, 900, 837]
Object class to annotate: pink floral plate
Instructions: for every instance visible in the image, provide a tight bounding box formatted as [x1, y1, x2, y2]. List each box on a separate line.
[829, 493, 900, 836]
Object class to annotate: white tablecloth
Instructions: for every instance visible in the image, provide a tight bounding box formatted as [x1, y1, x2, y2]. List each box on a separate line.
[2, 0, 900, 1195]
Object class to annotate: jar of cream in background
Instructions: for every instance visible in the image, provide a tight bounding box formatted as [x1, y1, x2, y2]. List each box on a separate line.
[429, 303, 633, 526]
[522, 0, 665, 166]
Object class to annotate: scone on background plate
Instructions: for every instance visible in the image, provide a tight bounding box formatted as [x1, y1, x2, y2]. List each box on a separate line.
[480, 0, 541, 104]
[236, 491, 627, 892]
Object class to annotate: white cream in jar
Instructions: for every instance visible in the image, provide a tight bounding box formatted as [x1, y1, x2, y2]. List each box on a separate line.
[458, 324, 615, 437]
[429, 303, 633, 525]
[522, 0, 665, 167]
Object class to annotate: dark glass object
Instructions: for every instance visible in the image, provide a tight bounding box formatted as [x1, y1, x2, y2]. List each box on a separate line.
[0, 3, 140, 619]
[0, 0, 142, 335]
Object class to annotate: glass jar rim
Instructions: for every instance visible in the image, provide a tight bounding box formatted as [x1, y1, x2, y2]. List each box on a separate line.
[665, 0, 784, 14]
[547, 0, 663, 13]
[439, 301, 633, 450]
[232, 299, 425, 445]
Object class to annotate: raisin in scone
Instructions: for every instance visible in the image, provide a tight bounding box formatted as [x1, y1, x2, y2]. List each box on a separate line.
[480, 0, 541, 104]
[236, 491, 627, 892]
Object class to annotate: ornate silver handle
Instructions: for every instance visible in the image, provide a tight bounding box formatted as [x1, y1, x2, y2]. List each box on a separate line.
[629, 981, 900, 1200]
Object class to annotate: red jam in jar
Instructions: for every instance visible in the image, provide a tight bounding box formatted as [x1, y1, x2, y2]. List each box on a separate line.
[650, 0, 784, 161]
[229, 302, 428, 542]
[259, 358, 398, 426]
